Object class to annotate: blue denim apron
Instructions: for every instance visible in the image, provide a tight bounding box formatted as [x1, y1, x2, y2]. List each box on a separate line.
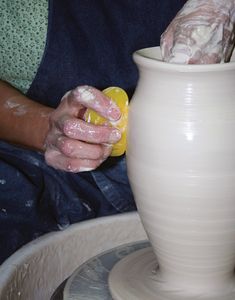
[0, 0, 186, 263]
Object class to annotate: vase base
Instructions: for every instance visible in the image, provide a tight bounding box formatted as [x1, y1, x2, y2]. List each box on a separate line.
[109, 247, 235, 300]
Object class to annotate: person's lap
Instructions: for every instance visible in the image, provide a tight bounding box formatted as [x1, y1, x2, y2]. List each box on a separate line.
[0, 141, 135, 264]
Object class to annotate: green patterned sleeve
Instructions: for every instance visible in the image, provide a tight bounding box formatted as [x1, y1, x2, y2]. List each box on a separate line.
[0, 0, 48, 94]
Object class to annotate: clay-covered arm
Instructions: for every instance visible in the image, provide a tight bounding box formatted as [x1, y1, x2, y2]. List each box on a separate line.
[161, 0, 235, 64]
[0, 80, 52, 151]
[0, 81, 121, 172]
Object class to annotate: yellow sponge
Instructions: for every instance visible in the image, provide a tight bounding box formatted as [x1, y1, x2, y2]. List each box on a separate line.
[85, 87, 129, 156]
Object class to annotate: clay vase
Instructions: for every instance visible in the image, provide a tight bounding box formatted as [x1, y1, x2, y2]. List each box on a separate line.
[126, 47, 235, 297]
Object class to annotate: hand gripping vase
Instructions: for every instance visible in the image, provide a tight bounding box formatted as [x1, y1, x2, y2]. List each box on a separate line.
[109, 47, 235, 300]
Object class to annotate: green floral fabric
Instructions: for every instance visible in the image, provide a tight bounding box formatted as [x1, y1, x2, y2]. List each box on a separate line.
[0, 0, 48, 94]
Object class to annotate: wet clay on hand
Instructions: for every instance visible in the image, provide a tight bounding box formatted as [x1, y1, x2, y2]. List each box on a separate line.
[161, 0, 235, 64]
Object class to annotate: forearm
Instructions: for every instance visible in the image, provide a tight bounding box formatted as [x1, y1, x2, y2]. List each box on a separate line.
[0, 80, 53, 151]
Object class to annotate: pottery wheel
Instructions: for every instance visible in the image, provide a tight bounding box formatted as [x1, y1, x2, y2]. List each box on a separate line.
[109, 249, 235, 300]
[63, 240, 150, 300]
[63, 239, 235, 300]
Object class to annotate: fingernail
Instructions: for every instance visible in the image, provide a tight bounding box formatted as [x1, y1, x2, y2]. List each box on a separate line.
[79, 167, 95, 172]
[107, 106, 121, 121]
[103, 143, 113, 158]
[109, 129, 121, 143]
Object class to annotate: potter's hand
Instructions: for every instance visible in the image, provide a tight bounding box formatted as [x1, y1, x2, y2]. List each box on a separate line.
[44, 85, 121, 172]
[161, 0, 235, 64]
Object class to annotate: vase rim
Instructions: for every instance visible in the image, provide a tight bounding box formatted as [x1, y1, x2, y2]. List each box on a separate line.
[133, 46, 235, 73]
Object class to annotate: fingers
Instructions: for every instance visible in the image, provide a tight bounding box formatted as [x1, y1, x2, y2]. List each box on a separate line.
[44, 148, 110, 173]
[64, 85, 121, 122]
[44, 135, 113, 172]
[56, 115, 121, 144]
[161, 24, 224, 64]
[223, 26, 235, 62]
[56, 135, 112, 160]
[160, 0, 235, 64]
[45, 114, 118, 172]
[44, 117, 118, 172]
[44, 85, 122, 172]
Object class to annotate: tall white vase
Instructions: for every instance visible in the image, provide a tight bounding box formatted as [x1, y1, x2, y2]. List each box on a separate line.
[126, 47, 235, 297]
